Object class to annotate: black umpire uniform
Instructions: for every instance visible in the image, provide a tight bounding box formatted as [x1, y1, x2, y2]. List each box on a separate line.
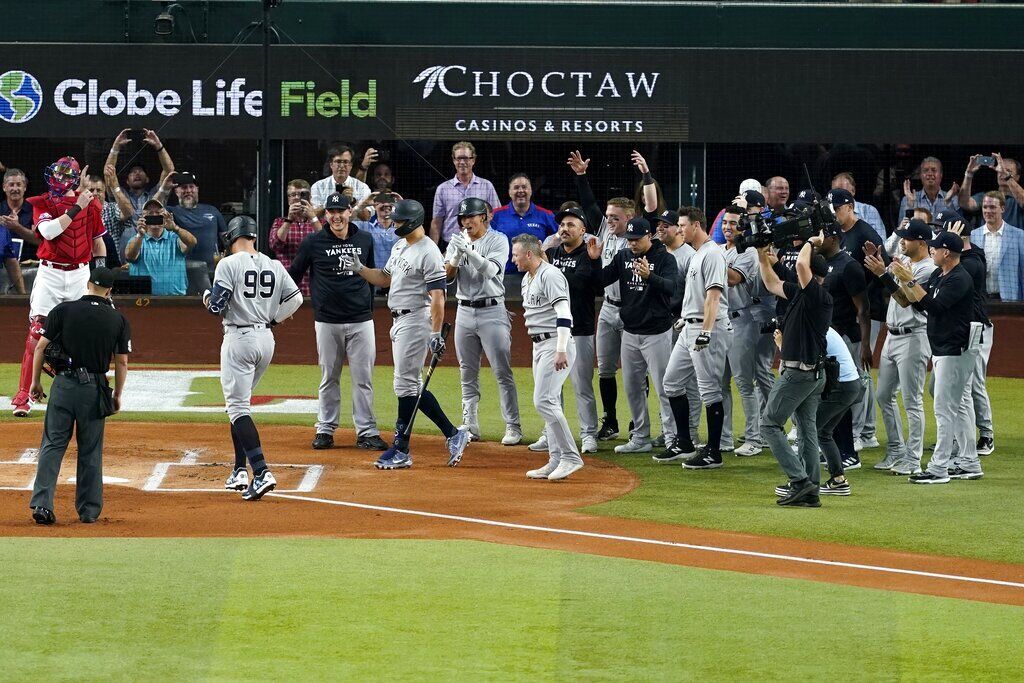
[29, 268, 131, 525]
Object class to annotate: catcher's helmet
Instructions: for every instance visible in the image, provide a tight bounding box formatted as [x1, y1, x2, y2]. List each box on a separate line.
[44, 156, 82, 197]
[457, 197, 491, 219]
[393, 199, 425, 237]
[222, 215, 258, 250]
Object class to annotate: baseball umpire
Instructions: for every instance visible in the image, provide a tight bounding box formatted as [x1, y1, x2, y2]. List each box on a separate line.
[205, 216, 304, 500]
[288, 192, 387, 451]
[444, 197, 522, 446]
[343, 199, 471, 470]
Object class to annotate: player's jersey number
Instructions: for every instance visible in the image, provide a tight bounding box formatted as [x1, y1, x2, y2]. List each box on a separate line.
[242, 270, 276, 298]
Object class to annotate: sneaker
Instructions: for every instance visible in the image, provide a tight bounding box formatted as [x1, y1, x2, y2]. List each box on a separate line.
[597, 418, 619, 441]
[527, 461, 558, 479]
[734, 442, 762, 457]
[720, 444, 735, 453]
[841, 454, 861, 470]
[242, 470, 277, 500]
[682, 446, 723, 470]
[775, 482, 798, 497]
[463, 404, 480, 441]
[614, 438, 652, 454]
[501, 425, 523, 446]
[909, 471, 950, 484]
[947, 466, 983, 481]
[581, 435, 598, 454]
[375, 447, 412, 470]
[32, 506, 55, 525]
[819, 477, 851, 496]
[976, 436, 994, 456]
[777, 481, 821, 507]
[548, 460, 584, 481]
[651, 434, 666, 448]
[652, 440, 695, 464]
[874, 453, 900, 470]
[446, 426, 471, 467]
[890, 459, 922, 476]
[11, 390, 32, 418]
[853, 438, 863, 452]
[528, 434, 548, 452]
[786, 426, 798, 443]
[859, 436, 880, 449]
[224, 468, 249, 491]
[311, 433, 334, 450]
[356, 435, 388, 450]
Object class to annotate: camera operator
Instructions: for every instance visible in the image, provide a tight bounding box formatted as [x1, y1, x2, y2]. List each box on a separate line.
[756, 236, 833, 507]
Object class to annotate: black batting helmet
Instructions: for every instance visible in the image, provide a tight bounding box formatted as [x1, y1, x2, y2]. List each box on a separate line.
[222, 215, 258, 251]
[457, 197, 491, 219]
[393, 199, 425, 237]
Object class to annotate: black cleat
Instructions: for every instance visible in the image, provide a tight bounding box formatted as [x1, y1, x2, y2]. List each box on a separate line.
[976, 436, 994, 456]
[682, 446, 723, 470]
[357, 435, 389, 450]
[652, 440, 696, 464]
[312, 433, 334, 450]
[597, 418, 619, 441]
[32, 507, 55, 525]
[777, 481, 821, 507]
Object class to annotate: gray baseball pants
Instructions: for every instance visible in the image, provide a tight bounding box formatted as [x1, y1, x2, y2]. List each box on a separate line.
[722, 313, 762, 449]
[390, 308, 431, 397]
[671, 325, 702, 440]
[455, 304, 521, 429]
[927, 352, 981, 477]
[665, 321, 732, 405]
[533, 337, 581, 470]
[221, 327, 275, 422]
[568, 335, 598, 439]
[621, 329, 673, 443]
[314, 320, 379, 437]
[971, 322, 994, 440]
[850, 321, 881, 440]
[763, 367, 825, 486]
[876, 329, 930, 465]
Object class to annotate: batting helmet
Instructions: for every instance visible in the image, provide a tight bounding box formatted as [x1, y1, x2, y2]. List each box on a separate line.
[393, 199, 425, 237]
[457, 197, 491, 219]
[222, 215, 258, 251]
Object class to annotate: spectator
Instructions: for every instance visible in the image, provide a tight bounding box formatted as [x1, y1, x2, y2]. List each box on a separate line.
[969, 191, 1024, 301]
[354, 148, 395, 192]
[124, 199, 197, 295]
[269, 180, 322, 296]
[104, 128, 175, 218]
[897, 156, 958, 219]
[355, 192, 401, 275]
[370, 163, 394, 192]
[160, 172, 227, 275]
[1, 168, 37, 260]
[710, 178, 762, 244]
[430, 141, 500, 245]
[311, 146, 371, 209]
[80, 170, 133, 269]
[832, 171, 887, 240]
[959, 153, 1024, 230]
[491, 173, 557, 271]
[764, 176, 790, 213]
[0, 215, 25, 293]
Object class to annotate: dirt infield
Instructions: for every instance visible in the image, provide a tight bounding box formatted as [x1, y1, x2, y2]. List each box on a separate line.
[1, 422, 1023, 607]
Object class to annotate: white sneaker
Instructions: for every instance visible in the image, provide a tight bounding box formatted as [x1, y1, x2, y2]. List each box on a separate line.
[548, 460, 584, 481]
[854, 438, 863, 452]
[734, 442, 762, 457]
[463, 404, 480, 441]
[527, 461, 558, 479]
[581, 435, 598, 454]
[787, 427, 798, 443]
[859, 436, 880, 449]
[528, 434, 548, 452]
[614, 439, 652, 454]
[874, 453, 900, 470]
[501, 425, 523, 446]
[224, 468, 249, 491]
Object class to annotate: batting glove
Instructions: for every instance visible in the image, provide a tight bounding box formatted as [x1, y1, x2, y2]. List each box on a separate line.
[449, 233, 470, 254]
[339, 253, 364, 273]
[694, 331, 712, 351]
[672, 317, 685, 332]
[429, 332, 446, 354]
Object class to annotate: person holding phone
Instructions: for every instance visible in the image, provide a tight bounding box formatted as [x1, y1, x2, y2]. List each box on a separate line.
[269, 179, 320, 296]
[103, 128, 175, 220]
[958, 153, 1024, 231]
[124, 198, 196, 295]
[310, 146, 371, 210]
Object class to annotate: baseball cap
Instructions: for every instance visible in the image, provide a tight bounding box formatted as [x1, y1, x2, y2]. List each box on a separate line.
[173, 171, 197, 186]
[90, 267, 116, 288]
[624, 217, 653, 239]
[738, 178, 762, 194]
[554, 206, 588, 228]
[743, 190, 766, 208]
[652, 209, 679, 225]
[826, 188, 855, 208]
[796, 189, 819, 202]
[928, 231, 963, 253]
[933, 208, 964, 228]
[143, 198, 163, 210]
[895, 218, 931, 241]
[810, 254, 829, 278]
[324, 193, 352, 210]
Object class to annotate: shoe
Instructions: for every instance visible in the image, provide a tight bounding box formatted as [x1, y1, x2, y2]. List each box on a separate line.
[858, 436, 880, 450]
[786, 426, 798, 443]
[12, 390, 32, 418]
[446, 426, 471, 467]
[224, 468, 249, 491]
[527, 461, 558, 479]
[614, 438, 652, 454]
[651, 434, 666, 448]
[777, 481, 820, 507]
[909, 471, 950, 484]
[581, 435, 598, 454]
[841, 454, 861, 470]
[463, 404, 480, 441]
[874, 453, 900, 470]
[976, 436, 994, 456]
[652, 440, 695, 464]
[775, 482, 797, 497]
[682, 446, 723, 470]
[720, 444, 735, 453]
[356, 435, 388, 451]
[501, 425, 523, 446]
[548, 460, 584, 481]
[467, 424, 481, 442]
[853, 438, 863, 452]
[32, 507, 55, 525]
[528, 434, 548, 452]
[597, 418, 619, 441]
[890, 459, 922, 476]
[819, 477, 851, 496]
[375, 447, 412, 470]
[311, 433, 334, 450]
[734, 442, 762, 457]
[242, 470, 277, 500]
[947, 466, 983, 481]
[79, 516, 98, 523]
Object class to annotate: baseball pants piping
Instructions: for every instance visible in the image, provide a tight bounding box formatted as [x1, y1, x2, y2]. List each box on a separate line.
[314, 320, 379, 437]
[455, 304, 521, 429]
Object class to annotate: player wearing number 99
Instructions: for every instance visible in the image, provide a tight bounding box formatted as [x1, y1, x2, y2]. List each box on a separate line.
[204, 216, 303, 500]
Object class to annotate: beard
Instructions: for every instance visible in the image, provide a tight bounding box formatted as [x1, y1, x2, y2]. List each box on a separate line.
[179, 196, 198, 209]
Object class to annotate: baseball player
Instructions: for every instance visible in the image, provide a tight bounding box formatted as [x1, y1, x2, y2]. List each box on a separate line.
[444, 197, 522, 446]
[288, 192, 387, 451]
[204, 216, 303, 500]
[13, 158, 107, 417]
[657, 206, 732, 469]
[343, 199, 471, 470]
[512, 234, 583, 481]
[864, 220, 935, 475]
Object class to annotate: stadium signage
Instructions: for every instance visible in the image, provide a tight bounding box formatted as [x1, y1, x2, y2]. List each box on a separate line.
[52, 78, 263, 117]
[412, 65, 660, 100]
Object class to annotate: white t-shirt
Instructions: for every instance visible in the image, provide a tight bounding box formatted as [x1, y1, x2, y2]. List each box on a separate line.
[311, 175, 372, 208]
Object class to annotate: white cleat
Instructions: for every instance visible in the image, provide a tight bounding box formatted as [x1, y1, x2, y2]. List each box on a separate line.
[614, 439, 652, 454]
[224, 468, 249, 491]
[527, 461, 558, 479]
[734, 442, 763, 457]
[548, 461, 584, 481]
[501, 425, 523, 446]
[580, 435, 599, 454]
[528, 434, 548, 452]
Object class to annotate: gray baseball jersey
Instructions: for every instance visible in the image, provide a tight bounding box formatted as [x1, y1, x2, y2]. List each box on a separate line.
[887, 258, 936, 328]
[670, 243, 696, 274]
[385, 237, 447, 310]
[597, 221, 629, 301]
[681, 240, 729, 321]
[445, 228, 509, 300]
[522, 261, 571, 335]
[214, 252, 301, 327]
[724, 246, 759, 312]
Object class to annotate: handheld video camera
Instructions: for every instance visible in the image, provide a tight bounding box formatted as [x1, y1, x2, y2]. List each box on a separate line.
[734, 199, 839, 254]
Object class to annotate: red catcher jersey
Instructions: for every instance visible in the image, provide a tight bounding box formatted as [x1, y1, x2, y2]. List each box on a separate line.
[28, 193, 106, 264]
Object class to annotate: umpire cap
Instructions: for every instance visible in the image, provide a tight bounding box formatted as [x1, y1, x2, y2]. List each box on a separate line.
[457, 197, 491, 218]
[393, 199, 425, 236]
[222, 215, 258, 250]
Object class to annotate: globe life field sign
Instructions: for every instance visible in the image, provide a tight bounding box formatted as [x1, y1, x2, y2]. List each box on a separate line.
[0, 70, 44, 124]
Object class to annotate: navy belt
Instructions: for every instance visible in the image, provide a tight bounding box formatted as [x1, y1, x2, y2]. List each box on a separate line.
[530, 332, 556, 343]
[459, 298, 500, 308]
[605, 298, 622, 307]
[888, 326, 923, 336]
[684, 317, 703, 324]
[391, 309, 413, 319]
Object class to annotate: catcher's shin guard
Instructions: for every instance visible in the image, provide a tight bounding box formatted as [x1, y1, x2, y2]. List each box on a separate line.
[18, 316, 45, 395]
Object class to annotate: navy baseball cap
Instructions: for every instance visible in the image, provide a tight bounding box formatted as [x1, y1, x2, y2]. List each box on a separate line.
[896, 219, 932, 241]
[90, 267, 116, 288]
[173, 171, 197, 186]
[933, 208, 964, 228]
[324, 193, 352, 210]
[826, 188, 855, 208]
[652, 209, 679, 225]
[743, 190, 766, 208]
[796, 189, 820, 202]
[624, 217, 653, 239]
[555, 206, 588, 228]
[928, 231, 963, 253]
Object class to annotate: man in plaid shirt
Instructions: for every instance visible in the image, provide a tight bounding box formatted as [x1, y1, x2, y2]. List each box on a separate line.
[269, 180, 322, 296]
[81, 170, 133, 268]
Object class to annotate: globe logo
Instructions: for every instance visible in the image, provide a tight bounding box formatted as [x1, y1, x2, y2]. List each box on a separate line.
[0, 70, 43, 124]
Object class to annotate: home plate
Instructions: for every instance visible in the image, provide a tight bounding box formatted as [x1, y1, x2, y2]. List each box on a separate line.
[66, 476, 131, 485]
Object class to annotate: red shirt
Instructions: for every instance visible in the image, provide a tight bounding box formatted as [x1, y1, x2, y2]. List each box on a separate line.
[28, 193, 105, 265]
[269, 216, 319, 296]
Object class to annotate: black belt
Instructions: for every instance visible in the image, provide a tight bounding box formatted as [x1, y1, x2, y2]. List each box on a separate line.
[391, 309, 413, 319]
[684, 317, 703, 324]
[530, 332, 556, 343]
[226, 323, 268, 330]
[782, 360, 823, 372]
[458, 298, 500, 308]
[888, 326, 923, 336]
[605, 298, 622, 307]
[59, 369, 102, 381]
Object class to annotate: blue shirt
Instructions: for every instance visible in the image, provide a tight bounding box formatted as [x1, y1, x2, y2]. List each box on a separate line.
[168, 203, 227, 269]
[491, 203, 558, 271]
[0, 199, 34, 259]
[825, 327, 860, 382]
[128, 229, 187, 295]
[0, 224, 18, 260]
[356, 218, 399, 271]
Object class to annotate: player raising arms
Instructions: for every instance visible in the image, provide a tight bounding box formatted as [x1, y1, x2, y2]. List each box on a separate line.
[204, 216, 303, 500]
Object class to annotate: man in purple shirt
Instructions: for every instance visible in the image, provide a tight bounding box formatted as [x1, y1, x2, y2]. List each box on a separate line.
[430, 141, 500, 245]
[491, 173, 558, 272]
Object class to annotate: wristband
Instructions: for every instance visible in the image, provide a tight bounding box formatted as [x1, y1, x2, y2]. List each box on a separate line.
[642, 171, 654, 185]
[113, 186, 122, 193]
[965, 172, 974, 178]
[91, 256, 106, 269]
[155, 145, 164, 152]
[66, 205, 82, 220]
[880, 272, 900, 294]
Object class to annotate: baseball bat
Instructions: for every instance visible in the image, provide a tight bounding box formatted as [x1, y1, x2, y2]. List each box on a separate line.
[397, 321, 452, 449]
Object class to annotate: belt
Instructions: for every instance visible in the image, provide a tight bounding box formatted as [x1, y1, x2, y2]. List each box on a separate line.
[604, 298, 622, 307]
[41, 260, 88, 271]
[226, 323, 268, 331]
[530, 332, 557, 343]
[684, 317, 703, 324]
[782, 360, 822, 372]
[391, 309, 413, 319]
[458, 298, 500, 308]
[888, 325, 923, 336]
[59, 369, 102, 381]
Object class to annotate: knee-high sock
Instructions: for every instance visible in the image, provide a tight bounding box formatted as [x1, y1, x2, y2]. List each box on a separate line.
[599, 377, 618, 420]
[394, 396, 418, 450]
[229, 422, 246, 470]
[18, 317, 45, 396]
[418, 390, 457, 439]
[706, 401, 725, 453]
[669, 395, 694, 448]
[232, 415, 267, 475]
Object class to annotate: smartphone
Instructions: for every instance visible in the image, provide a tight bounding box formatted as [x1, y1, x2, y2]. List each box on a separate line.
[128, 129, 144, 142]
[904, 209, 915, 219]
[299, 189, 311, 201]
[977, 155, 997, 168]
[335, 183, 345, 194]
[144, 214, 163, 225]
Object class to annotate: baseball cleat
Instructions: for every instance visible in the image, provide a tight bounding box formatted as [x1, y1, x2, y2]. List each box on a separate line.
[580, 435, 599, 454]
[976, 436, 994, 456]
[242, 470, 277, 500]
[501, 425, 523, 446]
[356, 435, 388, 450]
[311, 433, 334, 450]
[890, 459, 922, 476]
[947, 466, 983, 481]
[224, 468, 249, 491]
[11, 390, 32, 418]
[734, 442, 762, 457]
[527, 461, 558, 479]
[909, 471, 950, 484]
[547, 460, 584, 481]
[467, 424, 482, 442]
[375, 447, 412, 470]
[596, 418, 619, 441]
[651, 434, 666, 448]
[446, 426, 471, 467]
[614, 438, 652, 454]
[874, 453, 900, 470]
[32, 506, 55, 525]
[528, 434, 548, 452]
[682, 446, 723, 470]
[652, 440, 695, 464]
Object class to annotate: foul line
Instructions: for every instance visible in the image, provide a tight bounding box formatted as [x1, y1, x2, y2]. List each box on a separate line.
[269, 492, 1024, 592]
